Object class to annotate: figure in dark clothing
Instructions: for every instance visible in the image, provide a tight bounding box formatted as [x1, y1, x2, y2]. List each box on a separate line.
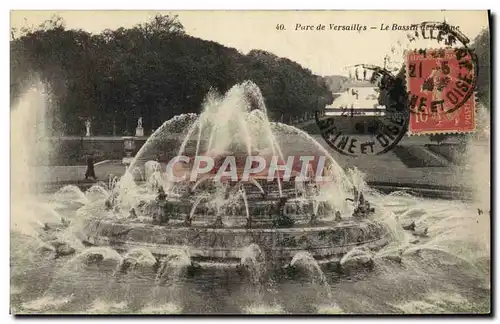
[85, 154, 96, 180]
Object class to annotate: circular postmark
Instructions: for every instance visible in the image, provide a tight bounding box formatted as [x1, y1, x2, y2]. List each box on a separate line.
[383, 21, 478, 116]
[315, 64, 409, 157]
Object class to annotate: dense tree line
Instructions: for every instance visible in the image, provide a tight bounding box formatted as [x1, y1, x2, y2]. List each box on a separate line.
[470, 27, 490, 109]
[10, 15, 333, 136]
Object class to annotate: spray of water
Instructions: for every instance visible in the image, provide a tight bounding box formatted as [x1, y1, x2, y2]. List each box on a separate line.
[462, 104, 491, 210]
[240, 244, 285, 314]
[11, 79, 57, 237]
[115, 80, 356, 218]
[11, 79, 54, 196]
[290, 251, 332, 299]
[142, 248, 191, 313]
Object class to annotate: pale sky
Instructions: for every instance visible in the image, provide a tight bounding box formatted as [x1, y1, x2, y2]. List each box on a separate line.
[10, 10, 489, 76]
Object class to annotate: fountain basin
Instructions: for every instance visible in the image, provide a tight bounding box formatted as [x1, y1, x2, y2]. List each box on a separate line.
[138, 196, 334, 226]
[81, 218, 390, 270]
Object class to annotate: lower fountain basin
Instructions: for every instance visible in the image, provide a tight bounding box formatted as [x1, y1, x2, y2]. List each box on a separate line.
[81, 217, 390, 270]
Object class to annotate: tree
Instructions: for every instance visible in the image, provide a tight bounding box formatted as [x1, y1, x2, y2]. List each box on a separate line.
[11, 14, 332, 135]
[471, 28, 490, 108]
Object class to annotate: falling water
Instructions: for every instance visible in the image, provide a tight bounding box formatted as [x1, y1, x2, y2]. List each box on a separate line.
[86, 247, 135, 314]
[289, 251, 344, 313]
[191, 176, 212, 192]
[85, 184, 109, 202]
[11, 79, 54, 197]
[463, 104, 490, 211]
[11, 80, 60, 238]
[248, 178, 265, 195]
[240, 244, 284, 314]
[240, 244, 265, 286]
[290, 251, 332, 299]
[142, 249, 191, 314]
[22, 247, 123, 313]
[177, 116, 202, 158]
[54, 185, 89, 205]
[189, 194, 211, 222]
[95, 248, 159, 313]
[240, 187, 250, 223]
[114, 80, 358, 224]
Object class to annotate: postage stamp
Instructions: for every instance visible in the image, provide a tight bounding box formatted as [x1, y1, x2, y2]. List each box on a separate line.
[408, 95, 476, 135]
[315, 64, 409, 156]
[405, 47, 477, 134]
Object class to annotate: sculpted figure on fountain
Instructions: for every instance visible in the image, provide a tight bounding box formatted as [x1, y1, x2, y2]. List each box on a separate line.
[352, 191, 375, 218]
[270, 197, 295, 228]
[153, 186, 170, 225]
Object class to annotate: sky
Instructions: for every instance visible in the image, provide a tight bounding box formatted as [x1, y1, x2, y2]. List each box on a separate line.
[10, 10, 489, 76]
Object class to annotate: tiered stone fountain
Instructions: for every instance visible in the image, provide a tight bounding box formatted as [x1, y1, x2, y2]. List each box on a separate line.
[81, 81, 390, 274]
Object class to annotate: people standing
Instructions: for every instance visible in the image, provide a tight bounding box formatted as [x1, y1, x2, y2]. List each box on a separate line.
[85, 153, 97, 180]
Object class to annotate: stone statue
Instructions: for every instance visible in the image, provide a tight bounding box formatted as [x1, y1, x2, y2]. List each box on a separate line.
[135, 117, 144, 137]
[85, 119, 91, 137]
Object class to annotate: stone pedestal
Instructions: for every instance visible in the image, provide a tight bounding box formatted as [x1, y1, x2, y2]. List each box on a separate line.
[83, 217, 389, 270]
[122, 136, 136, 166]
[135, 127, 144, 137]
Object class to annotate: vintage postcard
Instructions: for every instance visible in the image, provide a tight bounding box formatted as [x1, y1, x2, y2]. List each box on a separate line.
[10, 10, 491, 315]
